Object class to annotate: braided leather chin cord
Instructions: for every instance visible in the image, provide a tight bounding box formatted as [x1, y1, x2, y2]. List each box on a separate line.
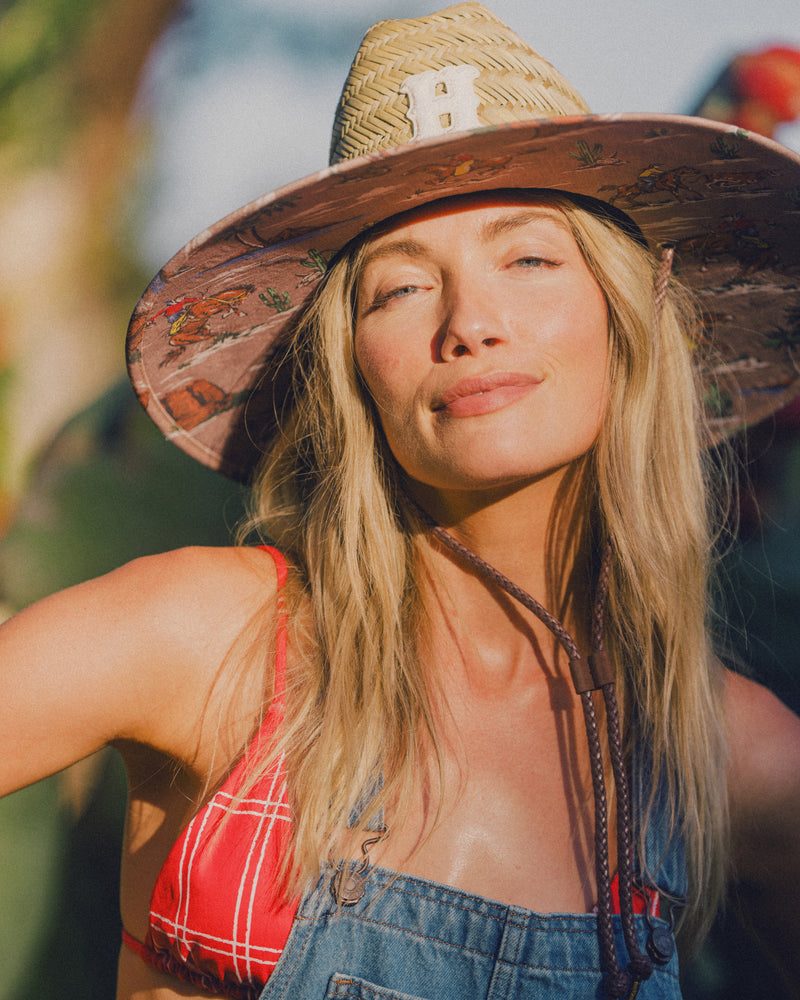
[402, 248, 675, 996]
[419, 514, 653, 999]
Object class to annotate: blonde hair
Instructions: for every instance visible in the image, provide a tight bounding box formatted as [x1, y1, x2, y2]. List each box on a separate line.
[241, 191, 729, 941]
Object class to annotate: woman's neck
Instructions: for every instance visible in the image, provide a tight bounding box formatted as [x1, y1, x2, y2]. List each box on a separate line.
[409, 459, 597, 686]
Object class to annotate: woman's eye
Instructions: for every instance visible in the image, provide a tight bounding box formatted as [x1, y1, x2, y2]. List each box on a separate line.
[513, 256, 556, 270]
[374, 285, 419, 308]
[389, 284, 418, 299]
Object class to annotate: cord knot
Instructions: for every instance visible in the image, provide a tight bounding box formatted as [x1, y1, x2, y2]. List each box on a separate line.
[627, 955, 654, 982]
[606, 969, 633, 998]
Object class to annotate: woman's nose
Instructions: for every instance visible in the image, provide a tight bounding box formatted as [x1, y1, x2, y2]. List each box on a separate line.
[437, 279, 504, 360]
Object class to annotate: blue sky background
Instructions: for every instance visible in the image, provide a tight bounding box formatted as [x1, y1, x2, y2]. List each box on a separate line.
[133, 0, 800, 268]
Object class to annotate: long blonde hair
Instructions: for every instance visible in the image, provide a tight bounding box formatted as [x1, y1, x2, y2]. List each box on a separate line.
[242, 191, 729, 940]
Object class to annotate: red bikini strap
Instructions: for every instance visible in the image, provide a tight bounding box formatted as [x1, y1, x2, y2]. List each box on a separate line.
[257, 544, 288, 588]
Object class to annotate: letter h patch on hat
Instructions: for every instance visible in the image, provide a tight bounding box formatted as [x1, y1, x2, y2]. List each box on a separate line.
[400, 65, 481, 139]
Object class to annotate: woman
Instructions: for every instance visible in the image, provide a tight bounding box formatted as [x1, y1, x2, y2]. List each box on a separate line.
[3, 4, 800, 999]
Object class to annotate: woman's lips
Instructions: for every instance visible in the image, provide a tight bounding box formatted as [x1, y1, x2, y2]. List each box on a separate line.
[433, 372, 542, 417]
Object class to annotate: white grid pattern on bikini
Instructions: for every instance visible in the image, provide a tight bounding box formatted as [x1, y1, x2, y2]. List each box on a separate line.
[150, 756, 293, 986]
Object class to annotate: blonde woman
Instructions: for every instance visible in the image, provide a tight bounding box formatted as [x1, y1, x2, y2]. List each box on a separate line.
[3, 5, 800, 999]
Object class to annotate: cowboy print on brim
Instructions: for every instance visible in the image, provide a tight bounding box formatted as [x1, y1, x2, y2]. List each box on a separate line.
[127, 2, 800, 482]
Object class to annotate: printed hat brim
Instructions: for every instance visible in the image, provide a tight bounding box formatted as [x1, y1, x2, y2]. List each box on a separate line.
[127, 112, 800, 481]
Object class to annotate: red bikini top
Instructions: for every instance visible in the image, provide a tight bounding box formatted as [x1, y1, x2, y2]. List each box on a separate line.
[122, 546, 659, 999]
[122, 545, 299, 1000]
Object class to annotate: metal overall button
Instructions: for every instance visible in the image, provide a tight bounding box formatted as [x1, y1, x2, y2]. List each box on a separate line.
[644, 891, 682, 965]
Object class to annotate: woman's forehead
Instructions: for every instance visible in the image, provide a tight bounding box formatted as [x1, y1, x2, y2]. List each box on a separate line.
[365, 190, 570, 243]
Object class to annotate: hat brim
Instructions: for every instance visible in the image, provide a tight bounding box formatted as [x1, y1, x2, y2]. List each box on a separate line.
[127, 113, 800, 481]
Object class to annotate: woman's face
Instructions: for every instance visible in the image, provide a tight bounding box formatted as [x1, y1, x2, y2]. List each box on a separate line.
[354, 196, 609, 495]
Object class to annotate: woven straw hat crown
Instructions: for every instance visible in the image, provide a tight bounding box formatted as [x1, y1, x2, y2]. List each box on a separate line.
[329, 2, 590, 163]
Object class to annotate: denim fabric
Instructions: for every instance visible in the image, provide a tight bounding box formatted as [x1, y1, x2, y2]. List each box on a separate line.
[260, 753, 686, 1000]
[261, 863, 685, 1000]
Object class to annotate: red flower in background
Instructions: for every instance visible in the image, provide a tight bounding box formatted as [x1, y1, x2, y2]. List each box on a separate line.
[693, 45, 800, 138]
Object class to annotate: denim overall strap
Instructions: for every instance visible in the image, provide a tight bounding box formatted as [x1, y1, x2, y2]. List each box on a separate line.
[632, 743, 689, 906]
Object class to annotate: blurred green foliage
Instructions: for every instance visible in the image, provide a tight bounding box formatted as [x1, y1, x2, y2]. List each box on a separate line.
[0, 0, 108, 167]
[2, 380, 247, 609]
[0, 755, 127, 1000]
[0, 777, 66, 997]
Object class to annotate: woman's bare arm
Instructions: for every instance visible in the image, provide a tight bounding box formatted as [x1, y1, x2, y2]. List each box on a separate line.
[0, 545, 277, 796]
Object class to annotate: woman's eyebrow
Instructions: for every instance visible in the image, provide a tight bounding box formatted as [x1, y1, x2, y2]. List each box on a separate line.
[480, 210, 569, 242]
[361, 238, 429, 270]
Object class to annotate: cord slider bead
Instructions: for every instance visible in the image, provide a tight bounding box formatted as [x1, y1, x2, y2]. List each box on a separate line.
[569, 650, 615, 693]
[588, 649, 615, 687]
[569, 655, 594, 693]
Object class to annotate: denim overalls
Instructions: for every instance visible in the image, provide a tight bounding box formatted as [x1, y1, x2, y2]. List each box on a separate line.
[259, 753, 686, 1000]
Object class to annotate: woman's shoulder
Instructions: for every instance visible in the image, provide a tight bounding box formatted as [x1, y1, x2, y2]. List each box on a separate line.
[723, 668, 800, 794]
[63, 544, 283, 680]
[99, 545, 285, 746]
[91, 544, 283, 642]
[117, 542, 281, 589]
[723, 668, 800, 875]
[120, 543, 282, 610]
[722, 671, 800, 986]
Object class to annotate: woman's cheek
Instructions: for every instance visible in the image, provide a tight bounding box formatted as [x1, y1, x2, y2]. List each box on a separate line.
[356, 341, 408, 413]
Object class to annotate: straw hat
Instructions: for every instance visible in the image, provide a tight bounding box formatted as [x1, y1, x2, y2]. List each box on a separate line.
[127, 2, 800, 481]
